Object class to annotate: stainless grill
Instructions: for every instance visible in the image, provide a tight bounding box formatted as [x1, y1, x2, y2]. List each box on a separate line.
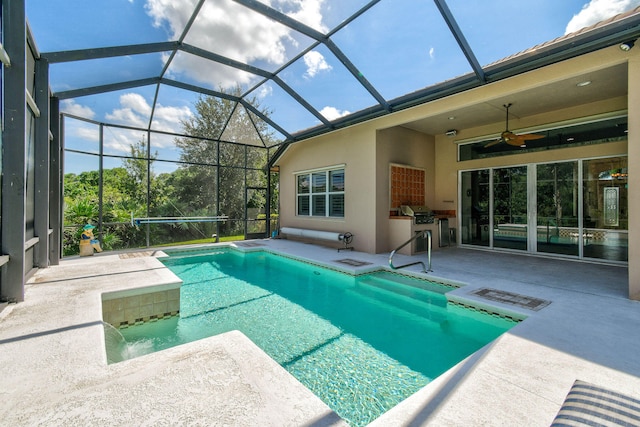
[400, 205, 435, 224]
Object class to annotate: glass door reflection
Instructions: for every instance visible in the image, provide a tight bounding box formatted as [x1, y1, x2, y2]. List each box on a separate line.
[582, 157, 628, 262]
[461, 170, 490, 246]
[536, 162, 579, 256]
[493, 166, 528, 251]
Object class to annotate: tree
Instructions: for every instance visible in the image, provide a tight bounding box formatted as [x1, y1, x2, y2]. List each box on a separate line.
[62, 87, 280, 254]
[173, 86, 275, 235]
[122, 136, 160, 215]
[63, 137, 162, 254]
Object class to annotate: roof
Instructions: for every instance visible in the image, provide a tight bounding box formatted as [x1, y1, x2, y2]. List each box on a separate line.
[26, 1, 640, 154]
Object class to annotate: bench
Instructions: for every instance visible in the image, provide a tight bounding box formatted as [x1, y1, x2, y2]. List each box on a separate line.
[279, 227, 354, 252]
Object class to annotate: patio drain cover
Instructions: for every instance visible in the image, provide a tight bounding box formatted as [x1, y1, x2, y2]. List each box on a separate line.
[471, 288, 551, 311]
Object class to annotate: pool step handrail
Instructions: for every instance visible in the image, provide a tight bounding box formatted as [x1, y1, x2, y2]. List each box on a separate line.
[389, 230, 433, 273]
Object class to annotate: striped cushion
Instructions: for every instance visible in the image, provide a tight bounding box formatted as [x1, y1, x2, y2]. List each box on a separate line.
[552, 380, 640, 426]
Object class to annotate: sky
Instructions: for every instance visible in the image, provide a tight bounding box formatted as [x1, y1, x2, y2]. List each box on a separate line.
[25, 0, 640, 173]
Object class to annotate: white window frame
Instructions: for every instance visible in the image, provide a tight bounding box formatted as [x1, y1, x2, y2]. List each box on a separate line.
[295, 165, 345, 218]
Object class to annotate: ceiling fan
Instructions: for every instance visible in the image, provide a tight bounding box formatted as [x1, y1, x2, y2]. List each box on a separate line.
[485, 103, 544, 148]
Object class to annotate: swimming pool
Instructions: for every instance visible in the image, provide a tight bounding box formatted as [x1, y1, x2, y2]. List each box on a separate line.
[108, 247, 518, 426]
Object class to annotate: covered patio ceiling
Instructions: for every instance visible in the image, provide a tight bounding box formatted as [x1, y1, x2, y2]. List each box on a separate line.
[27, 1, 640, 156]
[401, 62, 629, 136]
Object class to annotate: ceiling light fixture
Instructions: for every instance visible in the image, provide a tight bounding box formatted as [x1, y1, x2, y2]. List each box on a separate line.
[620, 40, 636, 51]
[576, 81, 591, 87]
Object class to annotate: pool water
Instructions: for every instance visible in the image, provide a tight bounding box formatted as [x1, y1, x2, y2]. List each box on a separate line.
[114, 248, 517, 426]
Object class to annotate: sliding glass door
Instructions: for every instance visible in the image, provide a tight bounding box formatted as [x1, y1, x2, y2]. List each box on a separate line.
[493, 166, 528, 251]
[460, 170, 489, 246]
[582, 157, 628, 262]
[460, 156, 627, 263]
[536, 162, 579, 256]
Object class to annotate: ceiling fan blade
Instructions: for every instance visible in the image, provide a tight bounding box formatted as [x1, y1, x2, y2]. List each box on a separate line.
[484, 139, 502, 148]
[518, 133, 545, 141]
[505, 133, 542, 146]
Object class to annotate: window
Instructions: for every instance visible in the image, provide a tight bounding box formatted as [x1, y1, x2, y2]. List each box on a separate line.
[458, 114, 627, 161]
[297, 167, 344, 217]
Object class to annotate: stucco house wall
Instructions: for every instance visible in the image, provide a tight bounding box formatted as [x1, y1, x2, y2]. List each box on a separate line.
[375, 126, 435, 253]
[277, 125, 378, 252]
[275, 44, 638, 297]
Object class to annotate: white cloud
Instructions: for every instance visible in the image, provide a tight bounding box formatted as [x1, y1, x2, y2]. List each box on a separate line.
[303, 50, 332, 78]
[75, 126, 100, 142]
[59, 94, 193, 155]
[283, 0, 328, 33]
[103, 92, 193, 153]
[320, 106, 350, 121]
[565, 0, 640, 34]
[428, 47, 435, 60]
[256, 83, 274, 99]
[106, 93, 192, 130]
[106, 93, 150, 129]
[145, 0, 327, 88]
[60, 99, 96, 119]
[60, 108, 100, 151]
[103, 129, 144, 154]
[122, 92, 153, 116]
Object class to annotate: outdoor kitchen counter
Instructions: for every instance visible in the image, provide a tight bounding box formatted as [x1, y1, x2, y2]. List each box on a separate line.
[388, 217, 439, 255]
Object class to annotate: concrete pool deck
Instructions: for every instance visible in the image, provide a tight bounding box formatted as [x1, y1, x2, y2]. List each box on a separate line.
[0, 240, 637, 426]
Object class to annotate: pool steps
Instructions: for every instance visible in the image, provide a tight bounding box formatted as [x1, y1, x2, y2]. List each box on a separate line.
[353, 275, 450, 325]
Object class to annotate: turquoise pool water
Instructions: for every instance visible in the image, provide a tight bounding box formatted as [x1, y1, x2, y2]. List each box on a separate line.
[114, 248, 517, 426]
